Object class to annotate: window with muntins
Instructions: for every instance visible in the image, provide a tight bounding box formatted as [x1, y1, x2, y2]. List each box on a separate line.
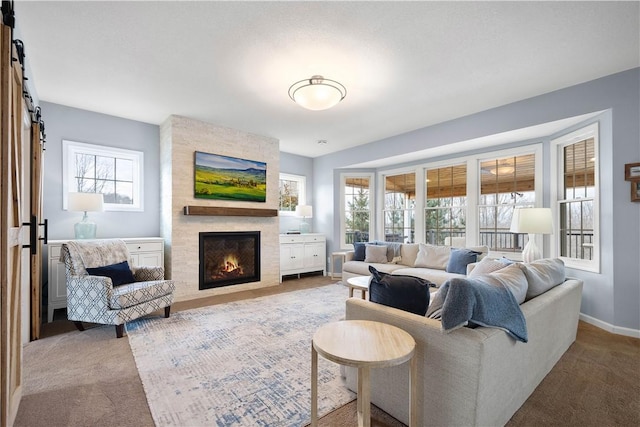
[63, 140, 143, 211]
[383, 172, 415, 243]
[425, 164, 467, 245]
[279, 173, 306, 214]
[478, 153, 536, 253]
[552, 123, 599, 272]
[342, 175, 372, 246]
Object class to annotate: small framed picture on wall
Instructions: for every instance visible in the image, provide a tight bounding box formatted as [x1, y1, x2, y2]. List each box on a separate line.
[624, 162, 640, 181]
[631, 181, 640, 203]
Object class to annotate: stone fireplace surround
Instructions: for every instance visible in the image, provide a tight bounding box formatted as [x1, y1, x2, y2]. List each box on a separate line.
[160, 115, 280, 302]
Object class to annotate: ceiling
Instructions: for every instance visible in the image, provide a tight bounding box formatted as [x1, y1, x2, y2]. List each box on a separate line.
[14, 1, 639, 159]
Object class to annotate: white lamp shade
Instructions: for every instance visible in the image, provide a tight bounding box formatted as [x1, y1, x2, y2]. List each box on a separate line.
[68, 192, 104, 212]
[510, 208, 553, 234]
[295, 204, 313, 218]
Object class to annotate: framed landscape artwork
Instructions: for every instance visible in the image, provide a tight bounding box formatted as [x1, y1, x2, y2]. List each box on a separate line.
[194, 151, 267, 202]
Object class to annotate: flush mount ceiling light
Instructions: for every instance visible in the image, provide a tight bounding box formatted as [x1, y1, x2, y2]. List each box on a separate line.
[288, 75, 346, 111]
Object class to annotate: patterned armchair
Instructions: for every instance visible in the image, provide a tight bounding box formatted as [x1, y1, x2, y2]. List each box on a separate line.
[60, 239, 175, 338]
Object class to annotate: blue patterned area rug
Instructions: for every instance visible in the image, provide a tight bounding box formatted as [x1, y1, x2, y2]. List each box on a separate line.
[127, 283, 355, 426]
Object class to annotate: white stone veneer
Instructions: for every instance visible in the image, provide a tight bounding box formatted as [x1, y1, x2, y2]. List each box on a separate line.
[160, 115, 280, 301]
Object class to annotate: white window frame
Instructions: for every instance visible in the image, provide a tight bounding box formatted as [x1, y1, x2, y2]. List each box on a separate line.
[278, 173, 306, 216]
[378, 167, 418, 243]
[62, 140, 144, 212]
[476, 144, 543, 260]
[340, 172, 374, 249]
[550, 123, 600, 273]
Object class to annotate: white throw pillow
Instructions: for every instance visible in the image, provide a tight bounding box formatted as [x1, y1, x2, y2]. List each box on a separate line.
[364, 244, 388, 264]
[468, 257, 509, 277]
[414, 243, 451, 270]
[480, 263, 529, 304]
[520, 258, 566, 300]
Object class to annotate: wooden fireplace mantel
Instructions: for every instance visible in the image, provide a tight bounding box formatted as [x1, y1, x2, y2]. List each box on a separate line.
[183, 206, 278, 217]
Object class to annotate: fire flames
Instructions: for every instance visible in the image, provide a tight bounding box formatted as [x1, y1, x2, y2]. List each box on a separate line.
[221, 255, 243, 274]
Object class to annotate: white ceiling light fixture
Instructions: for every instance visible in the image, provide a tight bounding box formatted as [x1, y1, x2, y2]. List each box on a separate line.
[288, 75, 346, 111]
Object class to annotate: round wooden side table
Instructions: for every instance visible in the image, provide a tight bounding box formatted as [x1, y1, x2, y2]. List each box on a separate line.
[311, 320, 417, 427]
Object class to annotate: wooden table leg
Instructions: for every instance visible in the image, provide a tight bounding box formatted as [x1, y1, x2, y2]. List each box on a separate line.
[349, 287, 354, 298]
[311, 343, 318, 427]
[409, 353, 418, 427]
[357, 366, 371, 427]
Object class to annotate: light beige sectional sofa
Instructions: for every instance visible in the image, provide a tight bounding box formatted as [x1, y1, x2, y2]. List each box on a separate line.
[343, 265, 584, 426]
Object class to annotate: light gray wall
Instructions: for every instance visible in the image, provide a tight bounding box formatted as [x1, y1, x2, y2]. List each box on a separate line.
[41, 102, 161, 240]
[279, 152, 314, 233]
[313, 68, 640, 333]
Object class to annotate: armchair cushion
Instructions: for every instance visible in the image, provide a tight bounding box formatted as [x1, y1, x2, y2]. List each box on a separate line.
[109, 280, 176, 310]
[86, 261, 135, 287]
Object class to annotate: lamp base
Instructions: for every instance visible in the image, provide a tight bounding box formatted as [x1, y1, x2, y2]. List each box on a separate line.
[522, 234, 542, 263]
[75, 213, 97, 239]
[299, 221, 311, 234]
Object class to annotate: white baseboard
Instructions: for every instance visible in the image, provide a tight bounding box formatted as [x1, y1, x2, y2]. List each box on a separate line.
[579, 313, 640, 338]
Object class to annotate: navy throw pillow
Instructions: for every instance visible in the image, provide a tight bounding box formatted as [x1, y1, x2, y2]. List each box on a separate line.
[353, 242, 367, 261]
[368, 266, 433, 316]
[86, 261, 135, 287]
[446, 248, 482, 274]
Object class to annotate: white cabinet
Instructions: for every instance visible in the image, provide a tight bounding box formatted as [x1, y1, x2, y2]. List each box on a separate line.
[279, 234, 326, 282]
[46, 237, 164, 323]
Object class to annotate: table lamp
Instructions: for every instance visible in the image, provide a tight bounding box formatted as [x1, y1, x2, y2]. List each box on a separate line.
[295, 204, 313, 234]
[510, 207, 553, 262]
[68, 192, 104, 239]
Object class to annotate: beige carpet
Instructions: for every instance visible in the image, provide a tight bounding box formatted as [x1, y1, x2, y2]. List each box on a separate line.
[15, 275, 640, 426]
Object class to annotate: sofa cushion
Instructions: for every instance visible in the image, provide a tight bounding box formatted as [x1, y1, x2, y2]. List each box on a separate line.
[414, 244, 451, 269]
[353, 242, 367, 261]
[392, 267, 465, 286]
[365, 244, 388, 263]
[479, 263, 529, 304]
[469, 257, 509, 277]
[520, 258, 566, 301]
[369, 266, 432, 316]
[400, 243, 420, 267]
[446, 248, 482, 274]
[86, 261, 135, 287]
[343, 261, 405, 276]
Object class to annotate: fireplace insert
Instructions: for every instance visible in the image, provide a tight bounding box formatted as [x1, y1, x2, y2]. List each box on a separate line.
[199, 231, 260, 290]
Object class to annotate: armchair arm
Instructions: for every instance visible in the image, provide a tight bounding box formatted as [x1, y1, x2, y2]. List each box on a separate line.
[344, 251, 355, 262]
[66, 274, 113, 321]
[132, 266, 165, 281]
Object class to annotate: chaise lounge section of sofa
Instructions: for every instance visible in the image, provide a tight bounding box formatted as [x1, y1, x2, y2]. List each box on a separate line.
[343, 261, 583, 426]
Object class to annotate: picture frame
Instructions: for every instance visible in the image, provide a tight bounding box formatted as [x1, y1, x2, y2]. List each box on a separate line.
[194, 151, 267, 202]
[624, 162, 640, 181]
[631, 181, 640, 203]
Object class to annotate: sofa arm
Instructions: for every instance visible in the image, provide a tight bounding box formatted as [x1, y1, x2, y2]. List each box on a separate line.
[344, 251, 355, 262]
[132, 266, 165, 281]
[345, 298, 496, 426]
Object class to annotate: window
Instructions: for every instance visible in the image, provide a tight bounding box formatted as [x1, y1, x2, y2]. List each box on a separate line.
[63, 140, 143, 212]
[552, 123, 599, 272]
[341, 174, 373, 247]
[425, 164, 467, 245]
[279, 173, 306, 214]
[478, 150, 540, 254]
[383, 172, 415, 243]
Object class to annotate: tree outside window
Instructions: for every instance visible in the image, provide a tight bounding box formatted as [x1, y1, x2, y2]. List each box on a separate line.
[63, 140, 143, 212]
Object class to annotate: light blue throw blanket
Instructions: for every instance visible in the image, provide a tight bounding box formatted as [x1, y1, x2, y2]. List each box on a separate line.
[426, 277, 528, 342]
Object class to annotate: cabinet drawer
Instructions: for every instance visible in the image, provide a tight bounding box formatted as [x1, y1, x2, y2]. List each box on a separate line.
[304, 234, 325, 243]
[280, 235, 305, 244]
[126, 241, 163, 253]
